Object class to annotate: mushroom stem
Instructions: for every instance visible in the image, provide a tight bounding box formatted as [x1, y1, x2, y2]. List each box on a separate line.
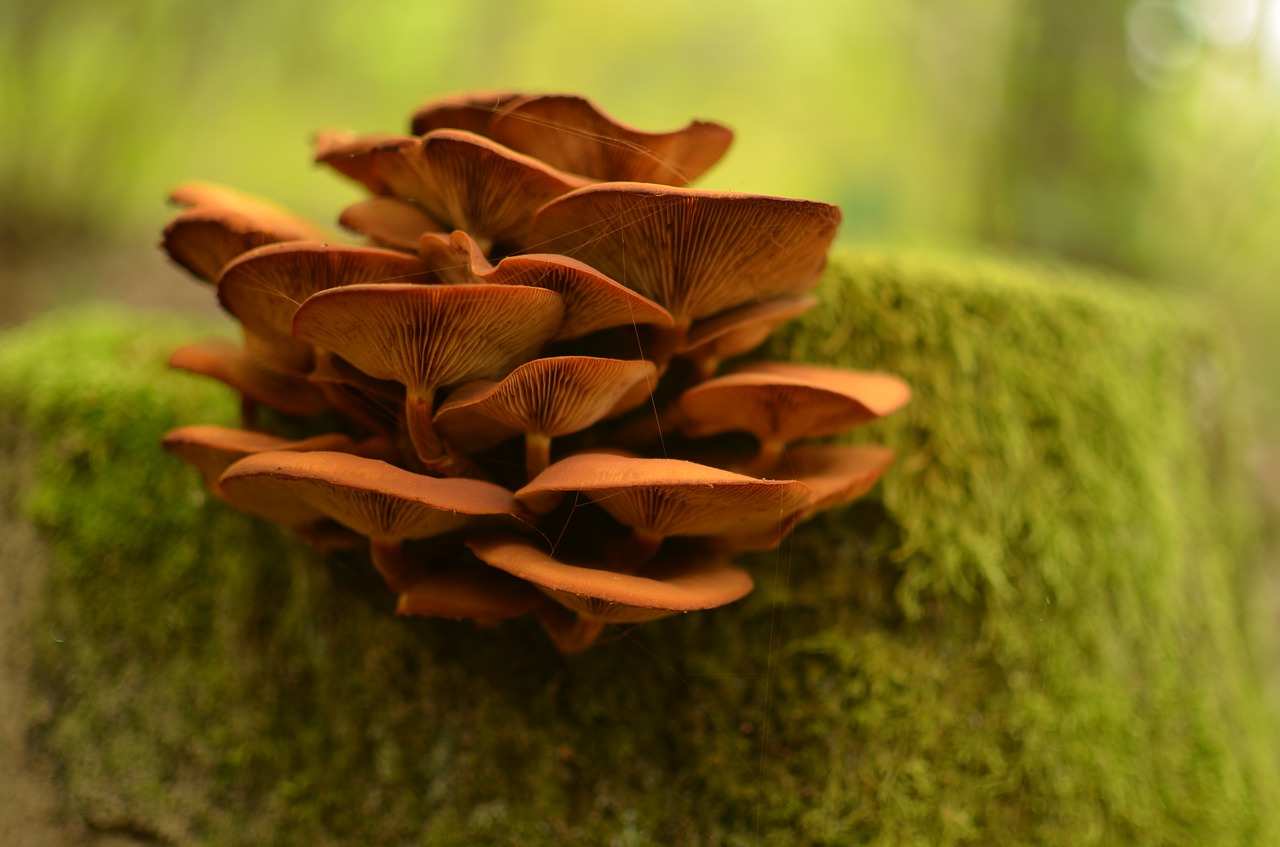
[535, 602, 605, 655]
[619, 527, 664, 571]
[406, 392, 481, 478]
[239, 396, 259, 430]
[525, 432, 552, 482]
[746, 438, 786, 478]
[369, 538, 421, 593]
[646, 321, 690, 372]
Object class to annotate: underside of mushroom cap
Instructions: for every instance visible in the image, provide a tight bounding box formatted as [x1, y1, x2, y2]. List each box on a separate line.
[680, 364, 912, 444]
[485, 94, 734, 186]
[395, 562, 542, 622]
[339, 197, 443, 251]
[162, 425, 357, 493]
[467, 535, 754, 622]
[516, 452, 811, 540]
[291, 282, 565, 394]
[528, 182, 841, 324]
[167, 338, 332, 416]
[219, 451, 520, 540]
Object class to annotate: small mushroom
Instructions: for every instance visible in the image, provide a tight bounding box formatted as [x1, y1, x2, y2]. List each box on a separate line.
[219, 451, 520, 592]
[434, 356, 658, 479]
[339, 197, 443, 251]
[679, 363, 911, 472]
[468, 535, 753, 653]
[167, 338, 330, 426]
[395, 562, 542, 625]
[678, 296, 817, 380]
[291, 282, 564, 475]
[485, 94, 734, 186]
[161, 181, 327, 283]
[774, 444, 897, 517]
[516, 452, 811, 564]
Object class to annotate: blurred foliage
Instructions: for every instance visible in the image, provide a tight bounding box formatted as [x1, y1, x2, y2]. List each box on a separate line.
[1, 0, 1278, 412]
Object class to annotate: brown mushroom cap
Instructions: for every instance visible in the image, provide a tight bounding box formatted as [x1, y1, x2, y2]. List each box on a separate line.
[680, 363, 912, 445]
[419, 231, 674, 339]
[219, 451, 519, 541]
[162, 425, 356, 493]
[409, 90, 524, 136]
[434, 356, 658, 452]
[776, 444, 897, 515]
[339, 197, 443, 251]
[678, 296, 817, 376]
[516, 452, 811, 544]
[467, 536, 753, 623]
[217, 241, 433, 375]
[167, 338, 331, 417]
[161, 181, 327, 283]
[485, 94, 734, 186]
[527, 183, 841, 325]
[318, 129, 587, 253]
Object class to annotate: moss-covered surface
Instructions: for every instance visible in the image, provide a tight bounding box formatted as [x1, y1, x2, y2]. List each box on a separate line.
[0, 252, 1276, 845]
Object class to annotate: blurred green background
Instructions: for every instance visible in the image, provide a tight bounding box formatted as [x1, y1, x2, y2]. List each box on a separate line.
[2, 0, 1278, 434]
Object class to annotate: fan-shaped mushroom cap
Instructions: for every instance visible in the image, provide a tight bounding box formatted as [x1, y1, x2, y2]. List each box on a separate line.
[678, 296, 817, 377]
[777, 444, 897, 515]
[219, 451, 519, 542]
[161, 181, 327, 283]
[318, 129, 587, 253]
[516, 452, 810, 546]
[167, 338, 331, 417]
[409, 90, 524, 136]
[467, 536, 753, 623]
[680, 363, 911, 445]
[339, 197, 442, 251]
[434, 356, 658, 453]
[528, 183, 841, 325]
[419, 231, 674, 339]
[485, 94, 734, 186]
[293, 283, 564, 394]
[292, 283, 564, 470]
[217, 241, 432, 375]
[395, 564, 541, 623]
[162, 425, 356, 493]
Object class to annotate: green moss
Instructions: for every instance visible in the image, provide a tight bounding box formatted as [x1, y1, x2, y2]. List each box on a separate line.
[0, 251, 1276, 845]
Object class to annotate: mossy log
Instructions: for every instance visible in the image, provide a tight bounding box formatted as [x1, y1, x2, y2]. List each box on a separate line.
[1, 252, 1276, 845]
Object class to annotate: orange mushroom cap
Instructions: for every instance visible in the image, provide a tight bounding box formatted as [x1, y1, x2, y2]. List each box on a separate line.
[409, 90, 524, 136]
[775, 444, 897, 515]
[516, 452, 811, 546]
[527, 183, 841, 325]
[162, 425, 356, 495]
[680, 363, 911, 445]
[485, 94, 734, 186]
[161, 181, 327, 283]
[219, 451, 519, 542]
[217, 241, 433, 375]
[339, 197, 443, 251]
[318, 129, 587, 253]
[167, 338, 331, 417]
[467, 535, 754, 623]
[395, 563, 542, 623]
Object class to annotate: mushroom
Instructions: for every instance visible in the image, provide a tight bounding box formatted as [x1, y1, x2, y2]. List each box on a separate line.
[433, 356, 658, 480]
[219, 451, 521, 592]
[775, 444, 898, 517]
[162, 425, 358, 495]
[161, 181, 327, 283]
[419, 230, 674, 339]
[291, 282, 565, 475]
[527, 182, 841, 364]
[516, 452, 811, 564]
[409, 90, 524, 136]
[485, 94, 734, 186]
[679, 363, 911, 473]
[467, 535, 753, 653]
[317, 129, 587, 255]
[167, 338, 331, 426]
[216, 241, 433, 375]
[677, 296, 818, 380]
[338, 197, 443, 251]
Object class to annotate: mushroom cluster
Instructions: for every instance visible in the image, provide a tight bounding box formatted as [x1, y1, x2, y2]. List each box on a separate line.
[160, 91, 910, 653]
